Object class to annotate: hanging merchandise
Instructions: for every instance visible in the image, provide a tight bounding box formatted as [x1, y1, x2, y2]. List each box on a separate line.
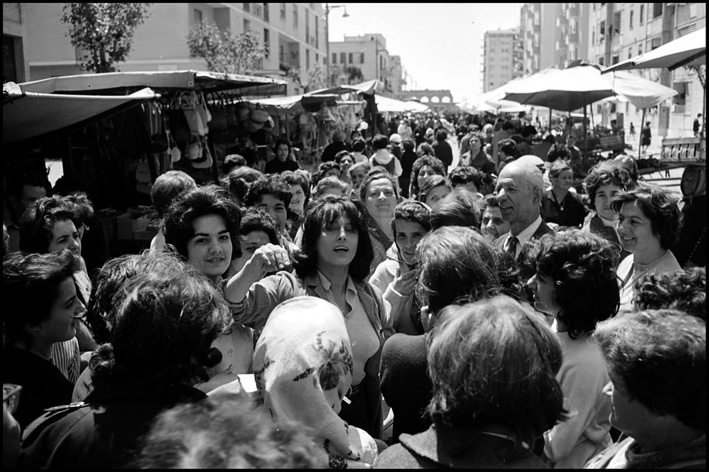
[180, 91, 211, 136]
[135, 157, 154, 195]
[140, 101, 169, 153]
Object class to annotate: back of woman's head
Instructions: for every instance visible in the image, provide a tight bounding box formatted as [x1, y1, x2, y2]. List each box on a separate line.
[430, 187, 481, 229]
[530, 231, 619, 338]
[427, 295, 566, 448]
[104, 252, 231, 387]
[3, 249, 79, 347]
[150, 170, 197, 218]
[293, 196, 373, 282]
[416, 226, 501, 315]
[239, 208, 280, 247]
[163, 185, 242, 261]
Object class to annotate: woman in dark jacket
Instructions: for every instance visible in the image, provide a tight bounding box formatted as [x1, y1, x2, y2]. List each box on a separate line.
[17, 252, 232, 469]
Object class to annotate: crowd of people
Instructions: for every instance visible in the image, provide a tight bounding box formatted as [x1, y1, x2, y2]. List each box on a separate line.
[2, 109, 706, 469]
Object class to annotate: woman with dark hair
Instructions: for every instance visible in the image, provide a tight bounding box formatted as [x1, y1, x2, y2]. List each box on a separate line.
[224, 195, 392, 439]
[375, 295, 567, 469]
[540, 160, 588, 230]
[265, 138, 299, 174]
[224, 208, 280, 279]
[527, 230, 619, 468]
[314, 161, 342, 187]
[2, 249, 84, 428]
[380, 226, 516, 444]
[416, 174, 452, 209]
[370, 201, 432, 335]
[335, 150, 355, 187]
[586, 309, 705, 469]
[359, 171, 400, 280]
[398, 139, 418, 198]
[17, 252, 232, 468]
[281, 169, 311, 242]
[162, 185, 254, 389]
[581, 160, 635, 263]
[222, 166, 263, 207]
[611, 183, 682, 311]
[408, 155, 445, 200]
[430, 187, 481, 230]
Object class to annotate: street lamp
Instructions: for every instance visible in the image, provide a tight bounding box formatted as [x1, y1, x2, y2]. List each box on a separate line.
[325, 3, 349, 87]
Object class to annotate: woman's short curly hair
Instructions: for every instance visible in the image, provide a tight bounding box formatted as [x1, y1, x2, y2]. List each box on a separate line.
[392, 200, 432, 235]
[314, 161, 342, 186]
[633, 267, 705, 321]
[593, 309, 705, 432]
[93, 251, 231, 388]
[163, 185, 243, 261]
[244, 174, 293, 209]
[293, 195, 373, 282]
[426, 295, 567, 449]
[281, 169, 312, 208]
[583, 160, 635, 204]
[135, 392, 327, 468]
[239, 208, 280, 247]
[530, 230, 620, 338]
[610, 182, 682, 249]
[3, 249, 80, 347]
[18, 195, 82, 254]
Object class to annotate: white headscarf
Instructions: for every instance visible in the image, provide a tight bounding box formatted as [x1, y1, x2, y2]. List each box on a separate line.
[254, 296, 378, 469]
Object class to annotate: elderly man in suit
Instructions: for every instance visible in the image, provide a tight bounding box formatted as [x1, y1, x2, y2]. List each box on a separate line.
[493, 160, 555, 260]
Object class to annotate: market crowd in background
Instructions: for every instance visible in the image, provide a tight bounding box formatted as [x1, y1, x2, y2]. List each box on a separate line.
[2, 107, 706, 469]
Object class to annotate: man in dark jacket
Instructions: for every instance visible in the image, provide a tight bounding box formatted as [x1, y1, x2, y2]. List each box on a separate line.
[431, 130, 453, 174]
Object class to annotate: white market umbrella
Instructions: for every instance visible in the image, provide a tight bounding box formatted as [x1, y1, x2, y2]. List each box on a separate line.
[603, 27, 705, 73]
[504, 64, 616, 164]
[602, 71, 679, 158]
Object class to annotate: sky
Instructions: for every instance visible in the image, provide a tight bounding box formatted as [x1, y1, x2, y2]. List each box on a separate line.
[327, 3, 524, 104]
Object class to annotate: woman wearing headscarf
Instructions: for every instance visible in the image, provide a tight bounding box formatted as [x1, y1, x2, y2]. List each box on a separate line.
[254, 296, 379, 468]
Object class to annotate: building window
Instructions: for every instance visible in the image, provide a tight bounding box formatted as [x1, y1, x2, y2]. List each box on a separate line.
[612, 55, 619, 65]
[315, 16, 319, 49]
[639, 5, 644, 24]
[193, 8, 202, 25]
[263, 3, 269, 22]
[243, 3, 250, 13]
[629, 10, 634, 29]
[244, 18, 250, 33]
[628, 47, 633, 59]
[348, 52, 353, 64]
[264, 28, 270, 58]
[280, 3, 286, 19]
[306, 49, 310, 70]
[305, 11, 310, 44]
[340, 52, 346, 64]
[653, 3, 662, 18]
[638, 44, 643, 55]
[598, 56, 604, 66]
[280, 44, 285, 64]
[293, 5, 298, 28]
[360, 52, 365, 64]
[332, 53, 337, 64]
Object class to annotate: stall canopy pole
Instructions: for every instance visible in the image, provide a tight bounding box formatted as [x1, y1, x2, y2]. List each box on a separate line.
[582, 104, 588, 169]
[638, 108, 646, 160]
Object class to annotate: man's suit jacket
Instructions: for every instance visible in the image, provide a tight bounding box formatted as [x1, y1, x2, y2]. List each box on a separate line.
[494, 220, 556, 260]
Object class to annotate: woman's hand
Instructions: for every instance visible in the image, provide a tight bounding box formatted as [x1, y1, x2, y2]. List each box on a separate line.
[391, 268, 417, 297]
[247, 243, 290, 278]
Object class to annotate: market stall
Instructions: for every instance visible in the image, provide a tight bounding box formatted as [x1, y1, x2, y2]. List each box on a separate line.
[3, 70, 287, 256]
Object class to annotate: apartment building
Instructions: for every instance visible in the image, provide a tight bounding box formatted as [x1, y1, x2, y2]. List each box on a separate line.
[587, 2, 706, 138]
[17, 3, 328, 95]
[328, 33, 404, 97]
[481, 28, 522, 92]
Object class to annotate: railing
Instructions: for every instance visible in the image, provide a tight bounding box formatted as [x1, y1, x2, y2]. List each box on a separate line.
[660, 137, 704, 162]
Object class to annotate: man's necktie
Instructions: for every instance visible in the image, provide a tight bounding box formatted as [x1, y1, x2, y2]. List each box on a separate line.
[505, 235, 518, 257]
